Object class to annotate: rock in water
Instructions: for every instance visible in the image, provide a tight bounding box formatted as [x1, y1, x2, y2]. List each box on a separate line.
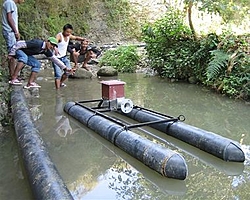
[69, 68, 93, 79]
[97, 66, 118, 76]
[188, 76, 199, 84]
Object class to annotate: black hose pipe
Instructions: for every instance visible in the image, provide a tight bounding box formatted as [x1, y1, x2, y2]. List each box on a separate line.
[122, 108, 245, 162]
[64, 102, 188, 180]
[11, 87, 73, 200]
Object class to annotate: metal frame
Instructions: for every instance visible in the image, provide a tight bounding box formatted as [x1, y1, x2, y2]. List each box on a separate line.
[75, 99, 184, 130]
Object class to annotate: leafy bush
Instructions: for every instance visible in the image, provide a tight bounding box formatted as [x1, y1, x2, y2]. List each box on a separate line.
[206, 49, 229, 80]
[142, 9, 218, 81]
[221, 74, 250, 98]
[142, 10, 191, 78]
[207, 34, 250, 99]
[0, 39, 12, 126]
[99, 45, 140, 73]
[142, 9, 250, 100]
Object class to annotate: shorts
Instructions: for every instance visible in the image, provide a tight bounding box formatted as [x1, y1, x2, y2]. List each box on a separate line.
[52, 56, 71, 79]
[2, 31, 16, 53]
[78, 54, 86, 63]
[70, 53, 86, 63]
[16, 50, 41, 73]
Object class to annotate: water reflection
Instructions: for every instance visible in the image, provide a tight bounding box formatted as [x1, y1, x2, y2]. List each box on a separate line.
[110, 112, 245, 176]
[54, 94, 73, 137]
[230, 145, 250, 199]
[0, 128, 33, 199]
[140, 126, 245, 176]
[69, 119, 187, 199]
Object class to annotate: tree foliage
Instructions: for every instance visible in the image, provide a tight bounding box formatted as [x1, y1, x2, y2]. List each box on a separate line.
[17, 0, 90, 39]
[142, 8, 250, 100]
[142, 10, 217, 80]
[211, 33, 250, 98]
[182, 0, 249, 38]
[185, 0, 249, 23]
[206, 49, 229, 80]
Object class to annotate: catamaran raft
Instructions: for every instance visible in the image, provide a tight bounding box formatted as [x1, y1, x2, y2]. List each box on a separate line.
[64, 80, 245, 180]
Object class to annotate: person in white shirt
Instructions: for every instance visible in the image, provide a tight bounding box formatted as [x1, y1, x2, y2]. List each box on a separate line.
[53, 24, 86, 89]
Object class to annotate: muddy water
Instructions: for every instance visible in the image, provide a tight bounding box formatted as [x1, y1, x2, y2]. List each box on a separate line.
[1, 70, 250, 199]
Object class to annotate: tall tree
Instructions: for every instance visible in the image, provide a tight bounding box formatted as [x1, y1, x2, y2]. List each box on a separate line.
[183, 0, 249, 36]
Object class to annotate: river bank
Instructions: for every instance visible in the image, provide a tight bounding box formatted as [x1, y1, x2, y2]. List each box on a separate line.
[0, 41, 249, 133]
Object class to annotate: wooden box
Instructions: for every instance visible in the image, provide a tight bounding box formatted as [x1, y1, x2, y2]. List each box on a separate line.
[101, 80, 126, 100]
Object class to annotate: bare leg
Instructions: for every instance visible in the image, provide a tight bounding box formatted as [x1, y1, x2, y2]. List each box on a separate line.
[72, 52, 79, 68]
[55, 74, 68, 89]
[11, 61, 24, 80]
[28, 71, 38, 85]
[60, 74, 68, 86]
[89, 51, 96, 59]
[81, 52, 91, 70]
[55, 78, 61, 89]
[8, 57, 16, 77]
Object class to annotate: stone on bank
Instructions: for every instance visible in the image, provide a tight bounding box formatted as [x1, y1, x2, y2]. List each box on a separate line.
[69, 68, 93, 79]
[97, 66, 118, 77]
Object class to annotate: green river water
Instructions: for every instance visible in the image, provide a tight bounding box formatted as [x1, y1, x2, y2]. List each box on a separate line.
[0, 70, 249, 199]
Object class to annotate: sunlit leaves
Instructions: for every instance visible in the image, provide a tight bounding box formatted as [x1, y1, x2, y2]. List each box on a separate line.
[99, 45, 140, 73]
[185, 0, 249, 23]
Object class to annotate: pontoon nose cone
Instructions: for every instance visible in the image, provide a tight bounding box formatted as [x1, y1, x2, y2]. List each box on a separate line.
[224, 143, 245, 162]
[164, 154, 188, 180]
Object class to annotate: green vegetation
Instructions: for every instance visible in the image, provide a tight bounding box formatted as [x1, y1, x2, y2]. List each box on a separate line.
[183, 0, 250, 37]
[206, 34, 250, 99]
[99, 45, 140, 73]
[0, 0, 138, 40]
[0, 62, 11, 126]
[103, 0, 140, 38]
[142, 9, 249, 100]
[0, 0, 249, 102]
[17, 0, 91, 39]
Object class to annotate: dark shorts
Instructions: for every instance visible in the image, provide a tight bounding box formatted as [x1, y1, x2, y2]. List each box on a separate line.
[70, 53, 86, 63]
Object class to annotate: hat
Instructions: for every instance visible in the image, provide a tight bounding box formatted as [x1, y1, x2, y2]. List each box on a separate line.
[48, 37, 58, 47]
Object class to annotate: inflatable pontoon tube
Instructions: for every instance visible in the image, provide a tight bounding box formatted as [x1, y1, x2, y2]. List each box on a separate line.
[64, 102, 188, 180]
[121, 107, 245, 162]
[11, 87, 73, 200]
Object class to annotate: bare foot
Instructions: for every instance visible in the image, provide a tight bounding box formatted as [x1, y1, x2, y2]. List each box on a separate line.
[73, 63, 79, 69]
[81, 65, 90, 71]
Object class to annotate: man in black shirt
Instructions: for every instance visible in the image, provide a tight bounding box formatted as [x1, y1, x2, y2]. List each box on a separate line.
[68, 40, 101, 71]
[8, 37, 73, 88]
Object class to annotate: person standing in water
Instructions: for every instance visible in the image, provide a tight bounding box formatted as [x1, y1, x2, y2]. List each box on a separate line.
[53, 24, 86, 89]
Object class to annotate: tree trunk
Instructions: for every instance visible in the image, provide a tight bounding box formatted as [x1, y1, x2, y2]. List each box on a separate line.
[187, 1, 197, 40]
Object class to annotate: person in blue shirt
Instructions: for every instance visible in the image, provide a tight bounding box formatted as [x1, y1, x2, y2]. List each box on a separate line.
[8, 37, 73, 89]
[2, 0, 25, 77]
